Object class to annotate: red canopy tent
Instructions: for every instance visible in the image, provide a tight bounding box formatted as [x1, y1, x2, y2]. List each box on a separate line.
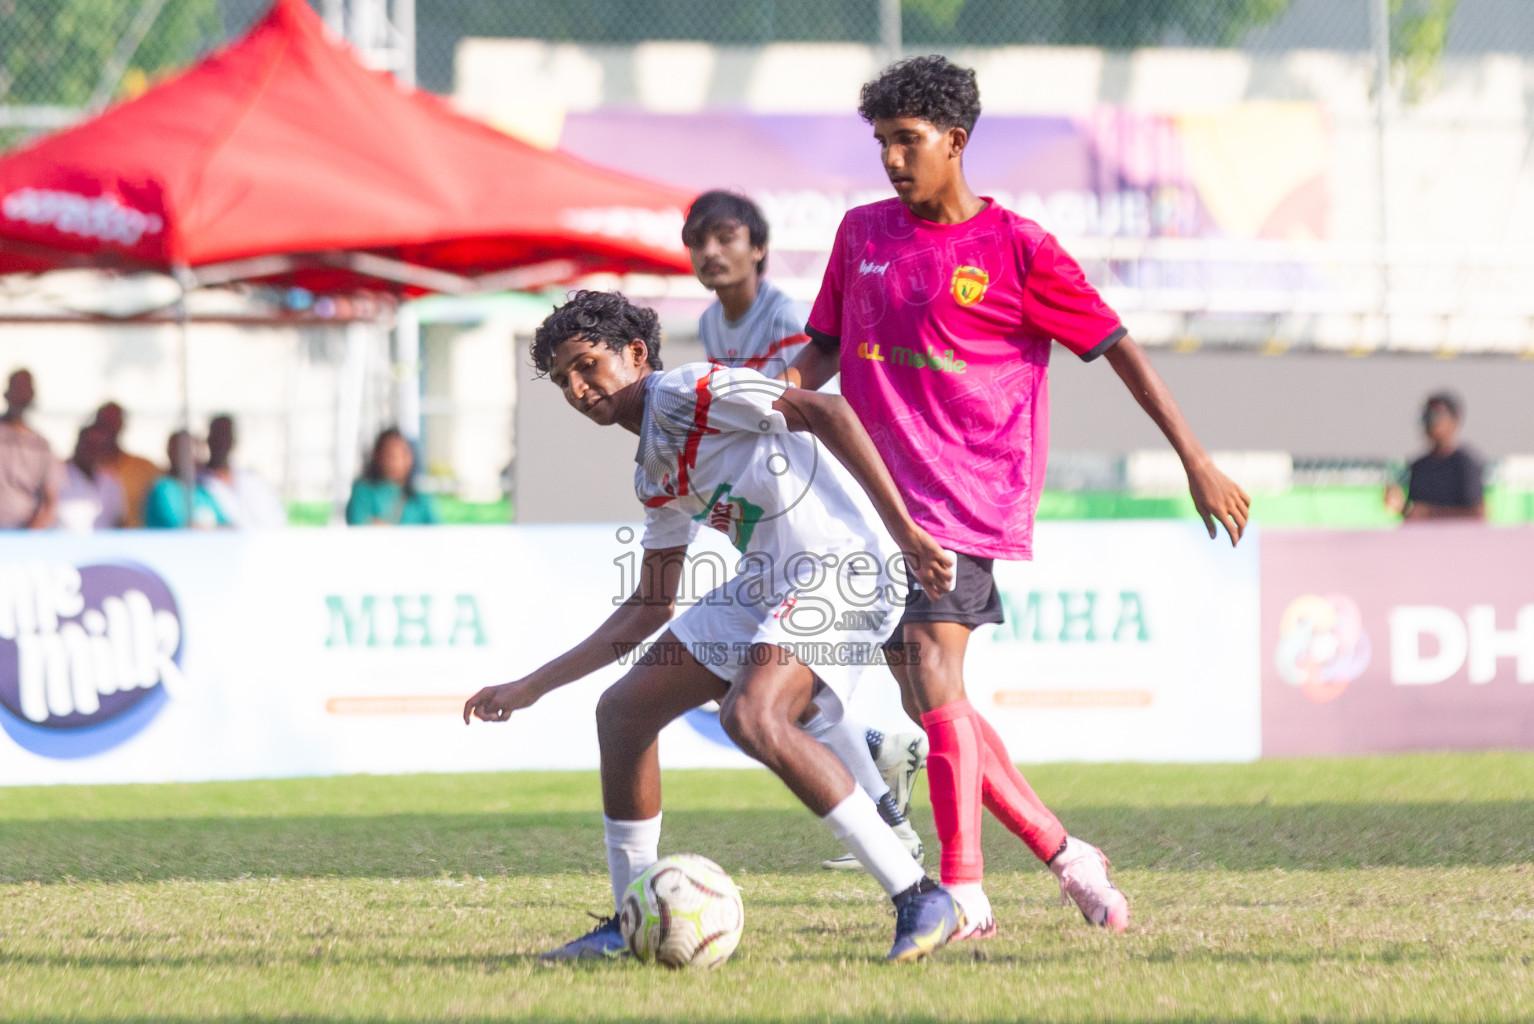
[0, 0, 693, 295]
[0, 0, 697, 516]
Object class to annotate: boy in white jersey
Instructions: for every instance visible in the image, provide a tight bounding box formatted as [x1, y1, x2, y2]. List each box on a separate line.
[684, 189, 931, 871]
[684, 189, 809, 377]
[464, 290, 965, 962]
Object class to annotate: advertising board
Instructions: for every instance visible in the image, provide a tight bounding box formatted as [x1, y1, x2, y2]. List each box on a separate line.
[0, 522, 1261, 784]
[966, 522, 1261, 763]
[1262, 526, 1534, 756]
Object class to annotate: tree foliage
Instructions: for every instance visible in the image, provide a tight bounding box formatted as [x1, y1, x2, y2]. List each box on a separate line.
[1392, 0, 1461, 98]
[414, 0, 1292, 48]
[899, 0, 1290, 48]
[0, 0, 220, 107]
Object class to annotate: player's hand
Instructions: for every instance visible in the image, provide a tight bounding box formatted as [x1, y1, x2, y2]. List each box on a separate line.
[899, 525, 955, 598]
[463, 679, 541, 725]
[1188, 461, 1250, 546]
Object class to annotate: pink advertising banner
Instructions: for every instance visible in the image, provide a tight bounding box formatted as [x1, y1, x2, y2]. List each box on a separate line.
[1262, 525, 1534, 756]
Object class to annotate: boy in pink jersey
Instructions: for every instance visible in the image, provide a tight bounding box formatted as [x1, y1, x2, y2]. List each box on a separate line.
[684, 188, 934, 873]
[788, 56, 1251, 937]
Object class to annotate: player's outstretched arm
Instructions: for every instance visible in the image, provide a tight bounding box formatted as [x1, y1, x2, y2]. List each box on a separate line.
[782, 337, 840, 390]
[463, 544, 687, 724]
[1103, 335, 1251, 546]
[771, 387, 955, 596]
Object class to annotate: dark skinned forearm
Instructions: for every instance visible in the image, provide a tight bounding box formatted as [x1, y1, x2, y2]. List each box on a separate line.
[1104, 335, 1251, 544]
[1103, 336, 1210, 471]
[784, 342, 840, 390]
[772, 388, 915, 541]
[521, 545, 684, 698]
[522, 595, 672, 699]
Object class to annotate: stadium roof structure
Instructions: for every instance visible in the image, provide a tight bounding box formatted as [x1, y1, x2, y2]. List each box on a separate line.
[0, 0, 693, 298]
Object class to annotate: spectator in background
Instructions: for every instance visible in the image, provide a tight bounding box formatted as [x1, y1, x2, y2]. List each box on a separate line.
[144, 430, 228, 529]
[0, 369, 60, 529]
[202, 414, 287, 527]
[93, 401, 159, 528]
[56, 424, 125, 531]
[1386, 391, 1486, 522]
[346, 427, 440, 526]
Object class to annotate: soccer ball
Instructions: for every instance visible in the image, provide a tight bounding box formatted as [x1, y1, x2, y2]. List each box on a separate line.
[619, 853, 744, 969]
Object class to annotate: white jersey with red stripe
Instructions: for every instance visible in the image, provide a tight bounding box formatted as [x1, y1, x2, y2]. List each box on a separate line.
[698, 279, 810, 378]
[634, 363, 903, 688]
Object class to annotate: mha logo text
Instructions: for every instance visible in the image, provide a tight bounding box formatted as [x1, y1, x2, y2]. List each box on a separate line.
[0, 562, 182, 757]
[324, 594, 488, 648]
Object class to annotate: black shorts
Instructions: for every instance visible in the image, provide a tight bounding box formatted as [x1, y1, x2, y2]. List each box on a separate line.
[883, 550, 1004, 650]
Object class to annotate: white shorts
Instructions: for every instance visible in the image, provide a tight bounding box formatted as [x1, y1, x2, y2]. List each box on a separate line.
[668, 567, 900, 704]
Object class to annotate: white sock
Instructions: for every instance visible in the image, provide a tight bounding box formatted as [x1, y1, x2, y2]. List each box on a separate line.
[943, 881, 992, 925]
[1049, 836, 1084, 876]
[603, 813, 662, 913]
[821, 790, 924, 898]
[801, 709, 894, 807]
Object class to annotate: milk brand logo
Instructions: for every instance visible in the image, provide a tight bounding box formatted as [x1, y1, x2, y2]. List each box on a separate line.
[2, 189, 165, 246]
[1274, 593, 1372, 702]
[0, 562, 182, 758]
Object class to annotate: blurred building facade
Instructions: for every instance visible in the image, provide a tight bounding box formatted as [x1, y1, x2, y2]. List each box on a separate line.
[2, 0, 1532, 513]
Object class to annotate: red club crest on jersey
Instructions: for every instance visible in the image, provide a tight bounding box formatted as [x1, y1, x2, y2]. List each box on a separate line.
[951, 265, 989, 307]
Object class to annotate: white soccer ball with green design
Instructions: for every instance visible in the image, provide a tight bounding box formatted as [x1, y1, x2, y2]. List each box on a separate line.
[619, 853, 744, 969]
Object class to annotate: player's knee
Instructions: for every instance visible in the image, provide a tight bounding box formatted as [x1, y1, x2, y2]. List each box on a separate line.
[899, 688, 924, 725]
[595, 682, 637, 742]
[906, 659, 966, 713]
[717, 690, 776, 756]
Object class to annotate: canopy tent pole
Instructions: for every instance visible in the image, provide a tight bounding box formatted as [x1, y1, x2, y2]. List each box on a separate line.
[394, 303, 421, 443]
[173, 264, 196, 526]
[333, 322, 369, 523]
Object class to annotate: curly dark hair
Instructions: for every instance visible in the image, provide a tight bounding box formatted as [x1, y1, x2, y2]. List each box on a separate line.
[682, 190, 770, 275]
[858, 55, 981, 135]
[531, 290, 664, 378]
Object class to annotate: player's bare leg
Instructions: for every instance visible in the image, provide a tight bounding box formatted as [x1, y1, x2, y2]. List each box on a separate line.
[543, 633, 725, 961]
[802, 693, 927, 870]
[885, 622, 993, 935]
[719, 643, 961, 960]
[887, 620, 970, 720]
[596, 632, 728, 821]
[718, 647, 864, 814]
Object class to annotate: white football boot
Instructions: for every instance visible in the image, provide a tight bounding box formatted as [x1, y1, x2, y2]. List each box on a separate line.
[1050, 836, 1129, 932]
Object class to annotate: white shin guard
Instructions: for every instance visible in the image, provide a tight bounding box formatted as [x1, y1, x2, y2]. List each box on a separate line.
[603, 813, 662, 913]
[802, 708, 893, 806]
[821, 790, 924, 898]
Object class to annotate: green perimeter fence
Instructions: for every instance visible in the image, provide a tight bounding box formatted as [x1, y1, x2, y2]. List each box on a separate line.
[287, 486, 1534, 528]
[2, 1, 1530, 122]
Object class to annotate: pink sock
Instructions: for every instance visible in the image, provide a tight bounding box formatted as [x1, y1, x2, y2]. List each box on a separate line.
[975, 713, 1067, 862]
[920, 699, 985, 885]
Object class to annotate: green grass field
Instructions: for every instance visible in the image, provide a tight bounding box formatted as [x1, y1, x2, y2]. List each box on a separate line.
[1, 753, 1531, 1023]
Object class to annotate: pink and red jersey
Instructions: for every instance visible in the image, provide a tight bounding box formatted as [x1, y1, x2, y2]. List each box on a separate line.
[807, 197, 1124, 560]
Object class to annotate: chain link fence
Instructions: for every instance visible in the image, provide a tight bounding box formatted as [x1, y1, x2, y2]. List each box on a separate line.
[2, 0, 1532, 124]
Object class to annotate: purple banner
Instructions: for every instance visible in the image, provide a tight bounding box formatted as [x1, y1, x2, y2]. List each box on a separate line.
[1262, 526, 1534, 756]
[559, 107, 1328, 253]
